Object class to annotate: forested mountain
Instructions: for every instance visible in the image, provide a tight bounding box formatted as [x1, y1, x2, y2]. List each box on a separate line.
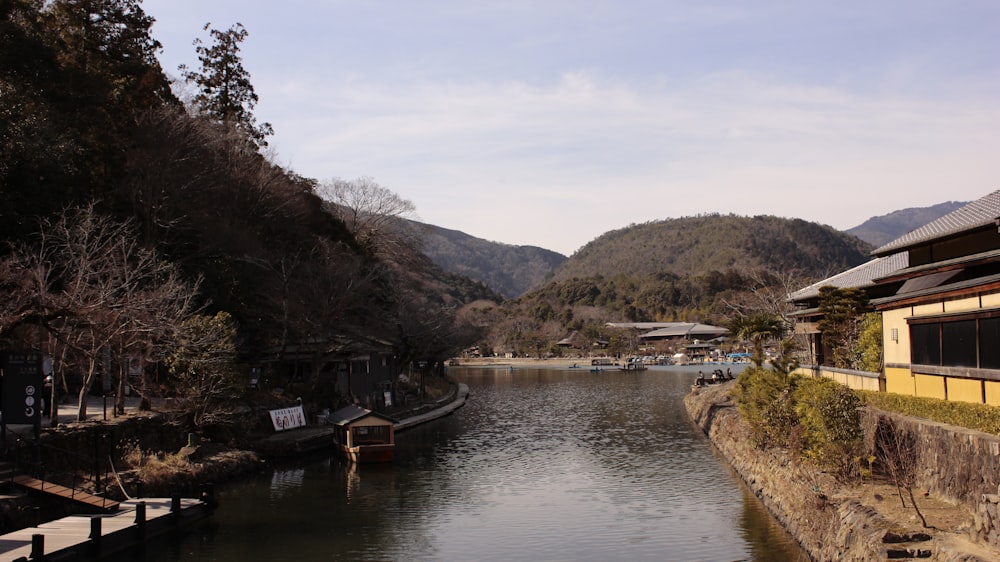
[453, 215, 875, 359]
[0, 0, 491, 421]
[415, 222, 567, 298]
[845, 201, 967, 247]
[552, 214, 872, 283]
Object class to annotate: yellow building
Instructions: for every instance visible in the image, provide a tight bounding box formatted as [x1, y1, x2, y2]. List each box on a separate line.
[870, 191, 1000, 405]
[793, 191, 1000, 405]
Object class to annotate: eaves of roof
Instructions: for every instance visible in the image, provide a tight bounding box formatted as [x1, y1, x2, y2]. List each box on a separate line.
[870, 272, 1000, 308]
[872, 248, 1000, 283]
[789, 307, 820, 318]
[787, 252, 908, 303]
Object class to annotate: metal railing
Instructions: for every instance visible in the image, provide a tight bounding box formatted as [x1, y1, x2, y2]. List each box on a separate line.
[3, 425, 116, 510]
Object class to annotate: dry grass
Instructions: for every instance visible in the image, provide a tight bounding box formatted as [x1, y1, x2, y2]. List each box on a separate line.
[120, 441, 195, 490]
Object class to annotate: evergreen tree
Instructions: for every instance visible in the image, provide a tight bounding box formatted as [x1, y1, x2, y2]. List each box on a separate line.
[817, 286, 870, 369]
[181, 22, 273, 147]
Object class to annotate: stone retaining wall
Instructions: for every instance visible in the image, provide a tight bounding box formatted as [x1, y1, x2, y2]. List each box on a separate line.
[865, 409, 1000, 549]
[684, 384, 992, 561]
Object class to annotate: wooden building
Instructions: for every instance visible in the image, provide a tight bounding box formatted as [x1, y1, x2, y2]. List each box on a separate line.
[329, 405, 396, 463]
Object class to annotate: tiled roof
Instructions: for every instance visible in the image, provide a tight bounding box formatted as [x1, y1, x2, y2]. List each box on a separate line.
[637, 323, 729, 339]
[787, 252, 908, 302]
[873, 190, 1000, 256]
[330, 405, 395, 425]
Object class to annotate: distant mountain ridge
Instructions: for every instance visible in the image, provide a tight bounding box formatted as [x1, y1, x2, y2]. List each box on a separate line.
[417, 201, 962, 299]
[551, 214, 872, 282]
[845, 201, 967, 247]
[416, 222, 567, 298]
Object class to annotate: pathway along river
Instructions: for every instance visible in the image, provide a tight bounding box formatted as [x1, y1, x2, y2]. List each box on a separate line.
[115, 365, 809, 561]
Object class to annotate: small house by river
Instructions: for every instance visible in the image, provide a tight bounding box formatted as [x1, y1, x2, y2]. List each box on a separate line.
[330, 405, 396, 463]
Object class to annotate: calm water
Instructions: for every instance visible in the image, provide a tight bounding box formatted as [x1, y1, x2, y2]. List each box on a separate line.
[116, 366, 808, 561]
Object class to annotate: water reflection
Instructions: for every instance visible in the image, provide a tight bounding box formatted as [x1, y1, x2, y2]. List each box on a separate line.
[112, 365, 808, 562]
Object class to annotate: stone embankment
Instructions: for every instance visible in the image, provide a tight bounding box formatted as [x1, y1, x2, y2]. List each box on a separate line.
[2, 383, 470, 532]
[685, 382, 999, 561]
[869, 410, 1000, 550]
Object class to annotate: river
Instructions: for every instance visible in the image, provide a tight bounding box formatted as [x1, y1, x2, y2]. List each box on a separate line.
[114, 365, 809, 561]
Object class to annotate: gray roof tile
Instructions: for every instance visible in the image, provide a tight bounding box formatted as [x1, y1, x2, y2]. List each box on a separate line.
[873, 190, 1000, 256]
[788, 252, 908, 302]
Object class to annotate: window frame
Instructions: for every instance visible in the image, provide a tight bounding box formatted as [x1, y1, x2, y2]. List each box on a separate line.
[907, 309, 1000, 380]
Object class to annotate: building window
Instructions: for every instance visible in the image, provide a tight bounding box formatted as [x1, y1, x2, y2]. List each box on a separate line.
[910, 314, 1000, 370]
[910, 323, 940, 366]
[942, 320, 976, 367]
[981, 318, 1000, 369]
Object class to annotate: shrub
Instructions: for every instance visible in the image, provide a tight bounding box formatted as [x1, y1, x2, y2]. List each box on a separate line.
[794, 377, 864, 476]
[732, 370, 865, 478]
[731, 366, 798, 447]
[861, 391, 1000, 436]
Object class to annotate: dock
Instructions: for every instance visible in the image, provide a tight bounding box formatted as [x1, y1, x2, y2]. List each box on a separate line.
[0, 495, 213, 561]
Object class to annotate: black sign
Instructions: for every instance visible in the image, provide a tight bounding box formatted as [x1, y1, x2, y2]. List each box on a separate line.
[1, 351, 43, 425]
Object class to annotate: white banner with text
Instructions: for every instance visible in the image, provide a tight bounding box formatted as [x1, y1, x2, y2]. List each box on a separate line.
[269, 406, 306, 432]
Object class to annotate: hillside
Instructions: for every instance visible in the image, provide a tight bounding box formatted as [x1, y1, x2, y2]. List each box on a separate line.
[416, 222, 567, 298]
[845, 201, 967, 247]
[0, 3, 491, 375]
[551, 214, 873, 283]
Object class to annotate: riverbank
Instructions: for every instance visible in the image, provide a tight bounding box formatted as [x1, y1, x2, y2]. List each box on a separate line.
[449, 356, 752, 370]
[1, 383, 470, 532]
[684, 382, 999, 561]
[251, 382, 469, 456]
[450, 357, 585, 368]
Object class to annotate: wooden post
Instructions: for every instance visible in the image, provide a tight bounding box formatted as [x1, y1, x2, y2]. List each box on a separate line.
[171, 493, 181, 523]
[30, 533, 44, 559]
[135, 501, 147, 537]
[90, 516, 102, 554]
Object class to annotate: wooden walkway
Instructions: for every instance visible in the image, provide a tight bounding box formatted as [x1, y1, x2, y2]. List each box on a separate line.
[11, 475, 120, 513]
[0, 497, 212, 561]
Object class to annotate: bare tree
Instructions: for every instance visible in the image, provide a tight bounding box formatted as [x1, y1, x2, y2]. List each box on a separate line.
[32, 205, 199, 421]
[0, 250, 38, 340]
[282, 238, 377, 379]
[873, 416, 933, 529]
[109, 262, 201, 413]
[318, 177, 420, 258]
[722, 268, 810, 326]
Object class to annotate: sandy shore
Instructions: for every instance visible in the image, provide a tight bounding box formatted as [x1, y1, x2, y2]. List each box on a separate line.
[450, 357, 597, 368]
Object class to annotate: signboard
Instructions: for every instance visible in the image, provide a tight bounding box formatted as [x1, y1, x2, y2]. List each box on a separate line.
[1, 351, 43, 425]
[269, 405, 306, 432]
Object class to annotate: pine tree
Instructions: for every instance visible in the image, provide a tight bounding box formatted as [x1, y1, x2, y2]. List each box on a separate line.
[181, 22, 273, 147]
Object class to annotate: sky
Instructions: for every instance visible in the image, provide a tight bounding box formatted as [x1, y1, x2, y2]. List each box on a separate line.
[141, 0, 1000, 256]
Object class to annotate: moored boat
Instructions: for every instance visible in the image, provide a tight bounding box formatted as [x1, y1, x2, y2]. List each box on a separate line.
[620, 357, 648, 371]
[329, 405, 396, 463]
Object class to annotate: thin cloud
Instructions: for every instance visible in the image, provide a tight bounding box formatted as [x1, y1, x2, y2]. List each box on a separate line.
[145, 0, 1000, 254]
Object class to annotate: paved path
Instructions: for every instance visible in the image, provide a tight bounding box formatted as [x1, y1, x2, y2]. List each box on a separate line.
[395, 383, 469, 431]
